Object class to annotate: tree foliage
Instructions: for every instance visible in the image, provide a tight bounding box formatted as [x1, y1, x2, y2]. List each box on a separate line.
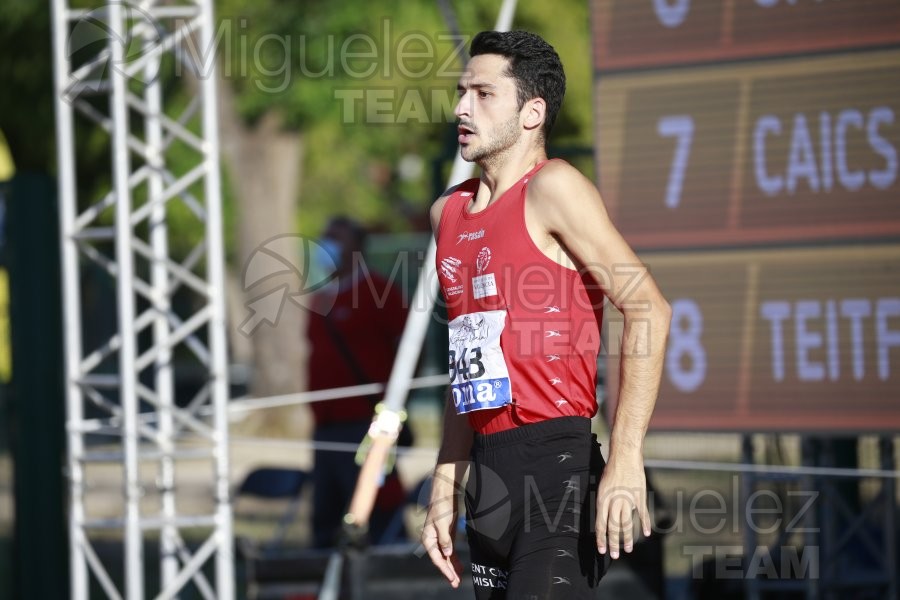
[1, 0, 595, 237]
[0, 1, 57, 173]
[215, 0, 594, 235]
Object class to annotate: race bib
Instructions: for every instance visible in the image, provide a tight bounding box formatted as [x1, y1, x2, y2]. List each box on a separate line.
[447, 310, 512, 415]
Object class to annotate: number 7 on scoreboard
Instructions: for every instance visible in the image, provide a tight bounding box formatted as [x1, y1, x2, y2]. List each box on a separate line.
[658, 114, 695, 209]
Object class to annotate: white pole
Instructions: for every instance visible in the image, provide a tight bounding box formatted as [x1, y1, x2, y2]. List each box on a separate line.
[108, 2, 144, 597]
[197, 0, 236, 595]
[144, 21, 179, 595]
[50, 0, 89, 596]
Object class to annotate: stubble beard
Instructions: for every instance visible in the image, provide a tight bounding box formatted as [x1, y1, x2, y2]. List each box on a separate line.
[462, 113, 521, 169]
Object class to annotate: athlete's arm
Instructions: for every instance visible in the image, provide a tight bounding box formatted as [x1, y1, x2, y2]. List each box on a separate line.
[527, 161, 672, 559]
[422, 392, 472, 588]
[421, 193, 473, 588]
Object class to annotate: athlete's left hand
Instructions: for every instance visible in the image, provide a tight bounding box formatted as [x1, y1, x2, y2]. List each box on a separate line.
[595, 456, 651, 559]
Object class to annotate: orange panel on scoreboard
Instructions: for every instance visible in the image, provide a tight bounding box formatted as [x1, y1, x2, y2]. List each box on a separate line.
[592, 0, 900, 71]
[750, 251, 900, 418]
[603, 245, 900, 432]
[595, 51, 900, 251]
[612, 80, 741, 237]
[739, 65, 900, 232]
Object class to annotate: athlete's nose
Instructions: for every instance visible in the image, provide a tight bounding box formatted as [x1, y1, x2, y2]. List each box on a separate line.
[454, 91, 471, 120]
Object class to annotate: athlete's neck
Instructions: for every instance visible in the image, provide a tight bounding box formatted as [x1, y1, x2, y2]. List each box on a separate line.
[474, 146, 547, 208]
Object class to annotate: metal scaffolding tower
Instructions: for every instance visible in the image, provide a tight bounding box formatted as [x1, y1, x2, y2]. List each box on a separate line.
[50, 0, 234, 597]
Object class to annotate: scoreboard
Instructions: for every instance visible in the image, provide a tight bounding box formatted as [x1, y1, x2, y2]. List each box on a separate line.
[592, 0, 900, 431]
[598, 51, 900, 248]
[592, 0, 900, 70]
[603, 245, 900, 431]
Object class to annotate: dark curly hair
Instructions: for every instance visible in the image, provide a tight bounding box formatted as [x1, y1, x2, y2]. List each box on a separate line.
[469, 30, 566, 140]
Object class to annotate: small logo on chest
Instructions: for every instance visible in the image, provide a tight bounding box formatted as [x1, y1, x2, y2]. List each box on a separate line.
[476, 247, 492, 274]
[440, 256, 461, 283]
[471, 246, 496, 299]
[457, 229, 485, 244]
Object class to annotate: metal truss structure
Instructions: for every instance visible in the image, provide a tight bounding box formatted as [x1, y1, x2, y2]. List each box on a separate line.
[740, 435, 897, 600]
[50, 0, 233, 597]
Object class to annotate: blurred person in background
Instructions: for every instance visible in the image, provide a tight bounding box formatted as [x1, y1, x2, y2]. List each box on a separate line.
[305, 216, 410, 548]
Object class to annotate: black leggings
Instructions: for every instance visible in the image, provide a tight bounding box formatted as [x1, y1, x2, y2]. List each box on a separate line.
[465, 416, 608, 600]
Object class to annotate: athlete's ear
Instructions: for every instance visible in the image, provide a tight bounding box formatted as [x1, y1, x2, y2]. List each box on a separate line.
[522, 97, 545, 132]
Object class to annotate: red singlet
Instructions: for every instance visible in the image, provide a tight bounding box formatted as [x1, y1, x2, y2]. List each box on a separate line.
[436, 160, 605, 434]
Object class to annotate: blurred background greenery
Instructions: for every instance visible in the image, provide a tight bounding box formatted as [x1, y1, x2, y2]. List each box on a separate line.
[0, 0, 595, 243]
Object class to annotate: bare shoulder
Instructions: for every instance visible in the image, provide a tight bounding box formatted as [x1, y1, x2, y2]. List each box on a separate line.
[430, 183, 463, 238]
[528, 160, 607, 233]
[430, 196, 449, 234]
[532, 158, 586, 185]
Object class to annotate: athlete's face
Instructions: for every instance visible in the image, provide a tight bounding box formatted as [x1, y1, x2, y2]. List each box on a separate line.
[454, 54, 522, 164]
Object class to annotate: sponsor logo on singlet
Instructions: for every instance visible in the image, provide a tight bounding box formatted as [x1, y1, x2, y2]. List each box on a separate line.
[440, 256, 461, 282]
[476, 247, 492, 273]
[471, 246, 497, 299]
[457, 229, 485, 244]
[472, 274, 497, 299]
[448, 309, 512, 414]
[440, 256, 464, 296]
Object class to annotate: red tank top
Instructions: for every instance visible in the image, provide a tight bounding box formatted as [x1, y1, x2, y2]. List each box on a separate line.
[436, 160, 604, 434]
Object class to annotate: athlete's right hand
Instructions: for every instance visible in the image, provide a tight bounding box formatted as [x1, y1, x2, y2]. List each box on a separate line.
[421, 496, 463, 588]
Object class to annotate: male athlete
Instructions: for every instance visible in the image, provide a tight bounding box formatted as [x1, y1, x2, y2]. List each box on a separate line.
[421, 31, 672, 598]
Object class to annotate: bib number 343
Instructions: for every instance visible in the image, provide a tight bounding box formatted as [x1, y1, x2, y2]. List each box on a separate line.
[447, 310, 512, 414]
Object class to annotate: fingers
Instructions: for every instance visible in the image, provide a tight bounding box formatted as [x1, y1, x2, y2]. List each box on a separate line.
[435, 551, 462, 588]
[607, 500, 622, 559]
[639, 497, 652, 538]
[421, 521, 461, 588]
[596, 490, 648, 559]
[619, 499, 635, 555]
[600, 498, 629, 559]
[448, 551, 464, 587]
[595, 493, 609, 556]
[436, 520, 455, 557]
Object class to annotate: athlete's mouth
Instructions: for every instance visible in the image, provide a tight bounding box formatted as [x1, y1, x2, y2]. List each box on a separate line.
[457, 123, 476, 144]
